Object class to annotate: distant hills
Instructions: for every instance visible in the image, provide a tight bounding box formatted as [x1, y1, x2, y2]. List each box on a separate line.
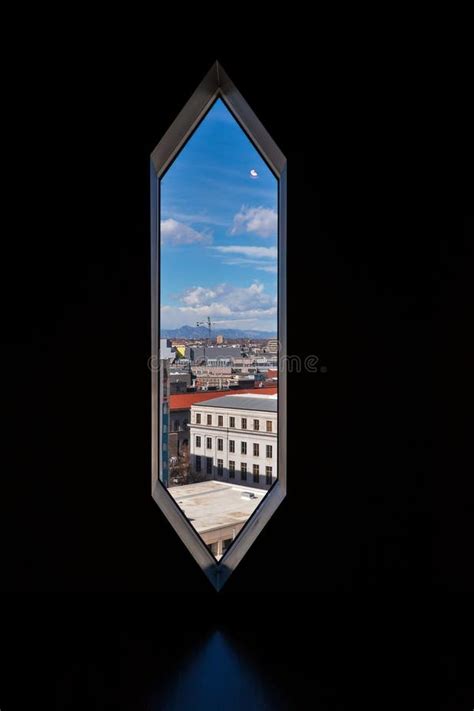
[160, 325, 277, 339]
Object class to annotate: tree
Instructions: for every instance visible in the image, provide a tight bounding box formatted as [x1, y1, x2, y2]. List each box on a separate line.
[168, 447, 207, 486]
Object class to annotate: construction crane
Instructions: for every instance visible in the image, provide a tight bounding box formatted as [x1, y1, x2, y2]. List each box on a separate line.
[196, 317, 215, 364]
[196, 316, 215, 342]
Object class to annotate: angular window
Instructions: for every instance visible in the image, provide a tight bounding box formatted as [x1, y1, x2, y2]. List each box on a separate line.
[151, 62, 286, 589]
[253, 443, 259, 457]
[266, 444, 272, 458]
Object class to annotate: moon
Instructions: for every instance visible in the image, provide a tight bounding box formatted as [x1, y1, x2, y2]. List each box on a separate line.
[250, 169, 258, 178]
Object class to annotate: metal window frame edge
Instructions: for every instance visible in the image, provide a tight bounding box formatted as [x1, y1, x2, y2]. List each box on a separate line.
[151, 61, 287, 591]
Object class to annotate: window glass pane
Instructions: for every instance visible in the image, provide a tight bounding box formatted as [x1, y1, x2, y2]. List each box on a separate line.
[159, 98, 278, 557]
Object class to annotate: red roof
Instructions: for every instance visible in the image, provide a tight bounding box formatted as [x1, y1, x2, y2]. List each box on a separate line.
[169, 386, 278, 411]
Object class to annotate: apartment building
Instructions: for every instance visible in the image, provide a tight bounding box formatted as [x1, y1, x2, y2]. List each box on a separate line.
[189, 394, 277, 489]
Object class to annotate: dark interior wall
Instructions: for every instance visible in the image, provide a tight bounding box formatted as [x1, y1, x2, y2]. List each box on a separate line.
[3, 42, 470, 595]
[2, 30, 473, 709]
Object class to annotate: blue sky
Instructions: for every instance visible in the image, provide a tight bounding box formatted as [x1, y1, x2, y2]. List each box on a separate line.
[160, 99, 278, 332]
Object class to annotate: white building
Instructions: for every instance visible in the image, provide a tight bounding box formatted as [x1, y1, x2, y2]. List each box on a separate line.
[188, 393, 277, 489]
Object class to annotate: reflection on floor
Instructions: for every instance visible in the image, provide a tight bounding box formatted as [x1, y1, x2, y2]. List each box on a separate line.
[168, 481, 264, 560]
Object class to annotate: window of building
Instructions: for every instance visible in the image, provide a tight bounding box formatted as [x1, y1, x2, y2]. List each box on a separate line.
[253, 464, 260, 483]
[151, 62, 286, 590]
[266, 466, 272, 485]
[253, 443, 259, 457]
[222, 538, 233, 555]
[266, 420, 272, 432]
[229, 440, 235, 453]
[266, 444, 272, 458]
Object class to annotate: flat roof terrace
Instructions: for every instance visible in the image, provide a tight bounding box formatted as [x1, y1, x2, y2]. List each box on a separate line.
[168, 480, 265, 535]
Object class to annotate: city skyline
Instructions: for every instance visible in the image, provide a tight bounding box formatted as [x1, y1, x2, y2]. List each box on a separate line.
[160, 98, 278, 333]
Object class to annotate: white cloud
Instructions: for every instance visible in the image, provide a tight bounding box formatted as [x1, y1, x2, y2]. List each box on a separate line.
[214, 245, 277, 259]
[161, 218, 212, 246]
[220, 258, 278, 274]
[256, 265, 278, 273]
[161, 281, 277, 329]
[161, 211, 228, 227]
[230, 205, 277, 237]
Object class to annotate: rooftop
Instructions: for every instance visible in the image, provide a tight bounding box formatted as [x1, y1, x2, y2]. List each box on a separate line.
[168, 480, 265, 534]
[169, 386, 277, 411]
[193, 393, 278, 412]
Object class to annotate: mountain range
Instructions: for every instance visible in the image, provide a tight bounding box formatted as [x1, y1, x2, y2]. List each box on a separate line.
[160, 325, 277, 339]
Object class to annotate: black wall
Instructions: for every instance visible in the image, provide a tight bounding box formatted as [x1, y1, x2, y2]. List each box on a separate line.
[2, 33, 473, 709]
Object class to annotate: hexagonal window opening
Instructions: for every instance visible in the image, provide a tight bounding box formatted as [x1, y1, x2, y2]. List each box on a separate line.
[151, 63, 286, 590]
